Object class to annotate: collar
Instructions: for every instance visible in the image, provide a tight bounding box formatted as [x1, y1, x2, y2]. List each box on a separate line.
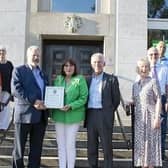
[0, 59, 7, 64]
[92, 72, 104, 78]
[150, 64, 157, 68]
[160, 56, 168, 61]
[27, 64, 40, 70]
[137, 76, 151, 83]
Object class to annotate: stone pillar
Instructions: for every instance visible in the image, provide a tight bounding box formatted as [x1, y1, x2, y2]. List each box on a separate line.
[115, 0, 147, 99]
[0, 0, 28, 66]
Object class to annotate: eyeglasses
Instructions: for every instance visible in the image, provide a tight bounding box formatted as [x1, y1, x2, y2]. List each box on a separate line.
[149, 53, 158, 56]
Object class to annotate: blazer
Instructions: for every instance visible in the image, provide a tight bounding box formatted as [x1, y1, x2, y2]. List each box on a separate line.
[51, 75, 88, 124]
[85, 72, 120, 128]
[0, 72, 2, 87]
[11, 64, 48, 124]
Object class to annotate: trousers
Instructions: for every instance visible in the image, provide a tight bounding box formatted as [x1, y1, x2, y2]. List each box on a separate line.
[160, 95, 167, 159]
[55, 122, 80, 168]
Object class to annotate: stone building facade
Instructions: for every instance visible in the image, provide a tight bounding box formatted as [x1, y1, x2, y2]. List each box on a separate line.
[0, 0, 147, 100]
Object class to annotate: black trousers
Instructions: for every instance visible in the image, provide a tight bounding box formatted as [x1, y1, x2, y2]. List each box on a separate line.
[87, 109, 113, 168]
[12, 121, 46, 168]
[160, 94, 167, 159]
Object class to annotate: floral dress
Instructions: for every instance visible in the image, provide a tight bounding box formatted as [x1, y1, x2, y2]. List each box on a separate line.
[132, 76, 162, 167]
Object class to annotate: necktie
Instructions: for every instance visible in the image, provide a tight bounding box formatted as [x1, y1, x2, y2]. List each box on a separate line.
[151, 65, 160, 90]
[151, 65, 157, 79]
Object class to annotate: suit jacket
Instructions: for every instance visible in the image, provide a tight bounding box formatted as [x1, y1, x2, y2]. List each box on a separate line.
[85, 72, 120, 128]
[11, 64, 48, 124]
[52, 75, 88, 123]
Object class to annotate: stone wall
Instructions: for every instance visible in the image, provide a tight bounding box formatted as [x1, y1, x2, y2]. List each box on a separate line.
[0, 0, 27, 66]
[115, 0, 147, 100]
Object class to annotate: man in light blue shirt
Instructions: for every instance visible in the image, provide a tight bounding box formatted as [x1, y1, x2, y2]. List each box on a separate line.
[148, 46, 168, 161]
[85, 53, 120, 168]
[157, 41, 168, 66]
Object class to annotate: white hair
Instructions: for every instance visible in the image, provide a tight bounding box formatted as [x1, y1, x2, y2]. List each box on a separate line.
[156, 41, 166, 49]
[91, 52, 105, 62]
[147, 47, 158, 57]
[26, 45, 40, 57]
[136, 58, 150, 74]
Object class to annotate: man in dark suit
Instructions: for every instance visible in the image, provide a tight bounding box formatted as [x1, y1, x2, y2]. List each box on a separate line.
[85, 53, 120, 168]
[11, 45, 48, 168]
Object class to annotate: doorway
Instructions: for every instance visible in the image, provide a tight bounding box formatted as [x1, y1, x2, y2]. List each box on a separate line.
[42, 40, 103, 84]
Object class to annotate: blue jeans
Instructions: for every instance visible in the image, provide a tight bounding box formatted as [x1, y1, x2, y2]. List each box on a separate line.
[160, 95, 167, 159]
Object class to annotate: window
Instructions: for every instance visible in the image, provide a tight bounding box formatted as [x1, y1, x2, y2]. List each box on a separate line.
[148, 29, 168, 57]
[148, 0, 168, 18]
[51, 0, 95, 13]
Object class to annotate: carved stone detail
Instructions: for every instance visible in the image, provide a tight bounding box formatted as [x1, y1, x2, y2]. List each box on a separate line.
[64, 15, 82, 33]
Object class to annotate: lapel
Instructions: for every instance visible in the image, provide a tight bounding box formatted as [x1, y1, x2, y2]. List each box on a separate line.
[102, 72, 107, 91]
[87, 76, 92, 87]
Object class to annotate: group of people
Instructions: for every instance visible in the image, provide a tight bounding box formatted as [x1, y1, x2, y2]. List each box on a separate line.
[0, 41, 167, 168]
[133, 41, 168, 168]
[10, 46, 120, 168]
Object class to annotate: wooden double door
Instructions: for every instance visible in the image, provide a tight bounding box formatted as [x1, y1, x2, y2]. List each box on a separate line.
[43, 40, 103, 84]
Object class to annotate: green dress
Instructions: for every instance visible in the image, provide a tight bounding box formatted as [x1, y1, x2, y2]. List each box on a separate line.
[51, 75, 88, 124]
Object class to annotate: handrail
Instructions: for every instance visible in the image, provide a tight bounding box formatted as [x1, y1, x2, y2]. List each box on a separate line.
[0, 108, 14, 145]
[115, 93, 132, 150]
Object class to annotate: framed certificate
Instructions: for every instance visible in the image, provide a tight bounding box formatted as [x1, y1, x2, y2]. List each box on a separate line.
[44, 86, 64, 109]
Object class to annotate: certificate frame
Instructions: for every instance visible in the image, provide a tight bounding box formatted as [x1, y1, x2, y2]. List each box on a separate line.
[44, 86, 64, 109]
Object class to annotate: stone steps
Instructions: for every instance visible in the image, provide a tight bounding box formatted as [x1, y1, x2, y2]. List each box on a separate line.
[0, 155, 132, 167]
[0, 122, 133, 167]
[0, 146, 132, 158]
[0, 121, 168, 167]
[0, 138, 132, 150]
[1, 130, 133, 140]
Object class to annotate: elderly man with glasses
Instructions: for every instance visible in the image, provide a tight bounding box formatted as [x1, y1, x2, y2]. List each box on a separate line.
[147, 46, 168, 161]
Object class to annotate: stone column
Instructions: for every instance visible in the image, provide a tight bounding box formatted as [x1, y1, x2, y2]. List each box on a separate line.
[0, 0, 28, 66]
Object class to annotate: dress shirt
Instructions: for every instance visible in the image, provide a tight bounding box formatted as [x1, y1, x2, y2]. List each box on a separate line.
[29, 65, 44, 99]
[152, 64, 168, 95]
[88, 72, 103, 109]
[158, 56, 168, 66]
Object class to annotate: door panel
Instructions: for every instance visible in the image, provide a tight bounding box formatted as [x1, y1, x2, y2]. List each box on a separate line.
[43, 40, 103, 84]
[74, 45, 100, 75]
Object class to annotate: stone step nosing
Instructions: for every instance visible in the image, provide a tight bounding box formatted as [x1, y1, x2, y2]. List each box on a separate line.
[0, 155, 132, 161]
[0, 146, 133, 151]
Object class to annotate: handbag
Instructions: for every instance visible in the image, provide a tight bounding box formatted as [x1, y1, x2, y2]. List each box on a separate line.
[0, 91, 11, 112]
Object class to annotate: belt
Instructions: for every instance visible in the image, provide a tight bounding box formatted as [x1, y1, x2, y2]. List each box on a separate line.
[88, 108, 102, 110]
[161, 94, 166, 97]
